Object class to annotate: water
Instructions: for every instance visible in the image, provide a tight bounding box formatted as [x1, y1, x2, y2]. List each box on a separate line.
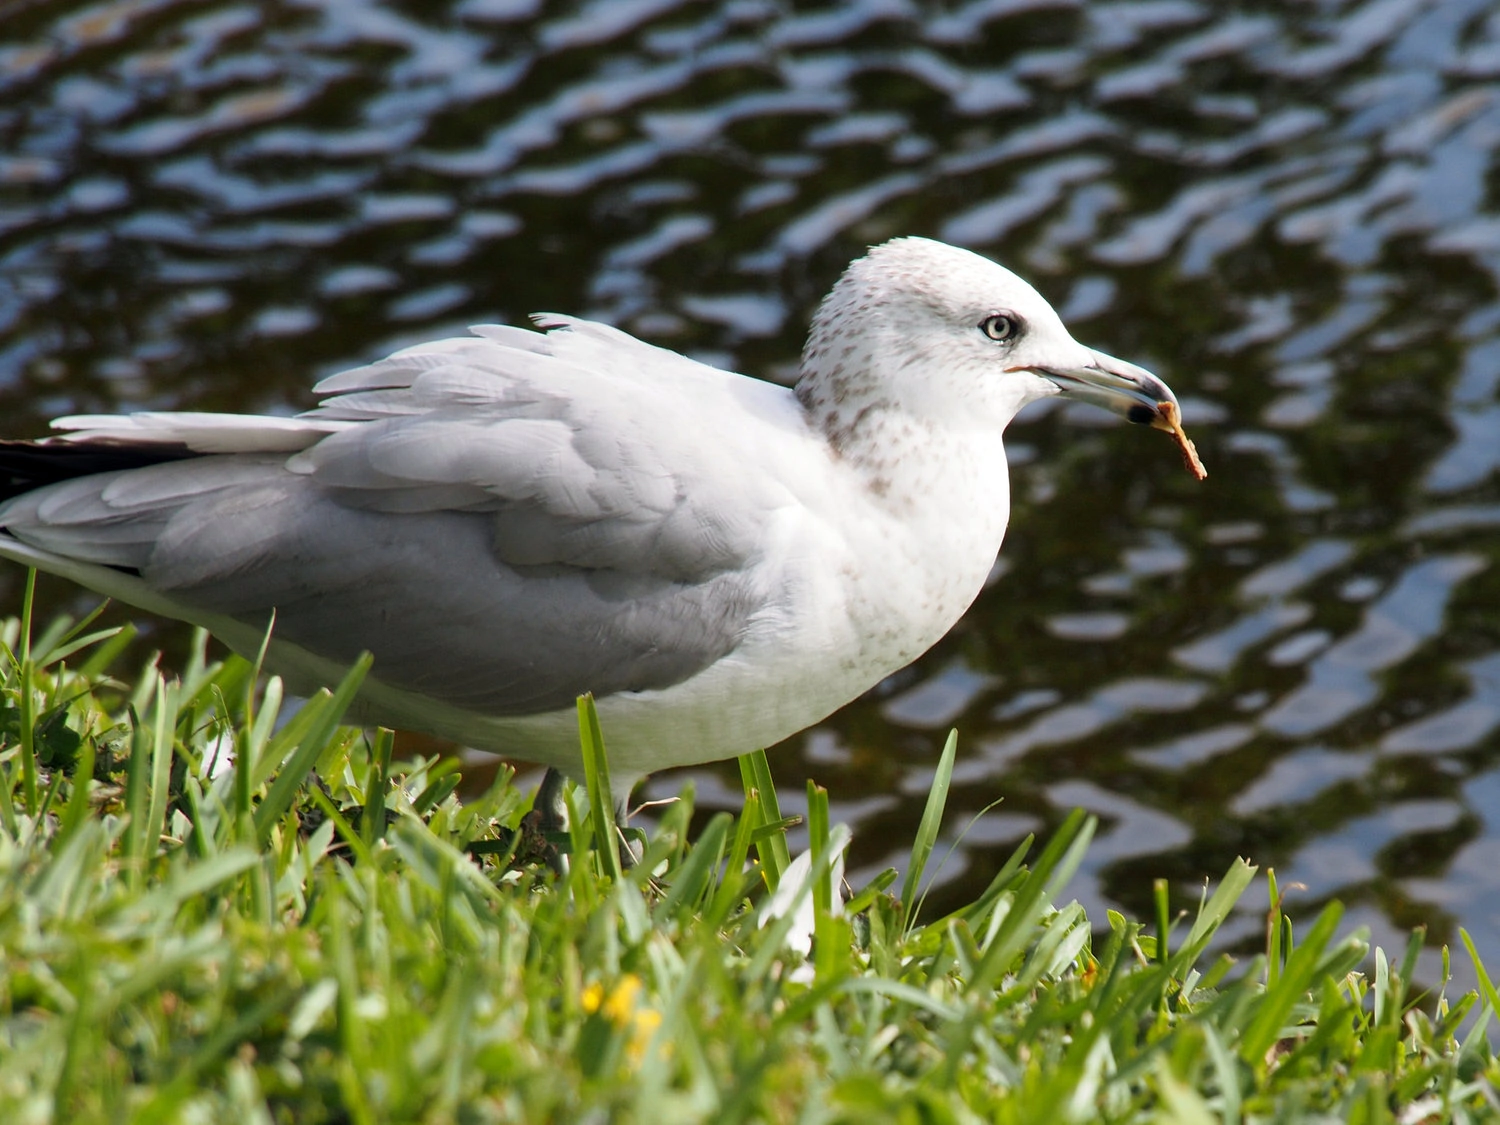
[3, 0, 1500, 981]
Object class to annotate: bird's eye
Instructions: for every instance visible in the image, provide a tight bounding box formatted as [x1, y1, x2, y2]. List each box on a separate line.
[980, 314, 1019, 342]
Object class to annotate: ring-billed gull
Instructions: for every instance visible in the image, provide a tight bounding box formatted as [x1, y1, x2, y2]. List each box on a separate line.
[0, 237, 1202, 788]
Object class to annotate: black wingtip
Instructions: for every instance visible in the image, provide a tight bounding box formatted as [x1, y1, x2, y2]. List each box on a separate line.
[0, 439, 199, 504]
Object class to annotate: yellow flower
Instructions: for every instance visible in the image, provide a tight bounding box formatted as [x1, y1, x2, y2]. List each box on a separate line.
[581, 974, 663, 1064]
[581, 980, 606, 1014]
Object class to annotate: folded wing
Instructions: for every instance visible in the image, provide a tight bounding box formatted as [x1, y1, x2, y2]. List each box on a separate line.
[0, 318, 809, 715]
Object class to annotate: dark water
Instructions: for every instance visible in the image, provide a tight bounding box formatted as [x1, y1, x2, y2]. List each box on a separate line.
[4, 0, 1500, 980]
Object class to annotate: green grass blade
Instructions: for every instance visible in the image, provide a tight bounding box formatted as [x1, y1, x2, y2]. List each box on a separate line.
[837, 977, 962, 1021]
[655, 812, 734, 925]
[755, 748, 792, 879]
[53, 735, 97, 849]
[1168, 858, 1259, 973]
[1461, 929, 1500, 1017]
[1202, 1022, 1242, 1125]
[1154, 878, 1171, 967]
[578, 693, 623, 883]
[244, 677, 286, 789]
[128, 848, 263, 916]
[845, 868, 898, 916]
[17, 568, 35, 667]
[17, 634, 38, 814]
[122, 700, 151, 885]
[1394, 926, 1424, 1015]
[253, 653, 371, 843]
[36, 624, 121, 671]
[967, 809, 1096, 996]
[807, 779, 831, 918]
[707, 792, 760, 923]
[901, 728, 957, 934]
[1266, 868, 1282, 988]
[144, 679, 177, 864]
[362, 727, 394, 847]
[944, 833, 1035, 930]
[738, 750, 789, 890]
[6, 603, 1500, 1121]
[1239, 901, 1343, 1065]
[251, 698, 336, 796]
[78, 620, 138, 679]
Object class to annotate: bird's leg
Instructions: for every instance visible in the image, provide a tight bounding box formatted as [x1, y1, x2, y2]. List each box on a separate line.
[534, 766, 570, 837]
[522, 767, 642, 871]
[508, 767, 571, 875]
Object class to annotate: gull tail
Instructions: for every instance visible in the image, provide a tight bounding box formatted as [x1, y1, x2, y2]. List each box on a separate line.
[0, 439, 196, 504]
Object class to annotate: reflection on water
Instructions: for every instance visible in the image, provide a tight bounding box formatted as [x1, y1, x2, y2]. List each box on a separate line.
[3, 0, 1500, 982]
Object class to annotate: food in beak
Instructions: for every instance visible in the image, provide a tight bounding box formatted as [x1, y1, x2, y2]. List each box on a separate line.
[1158, 401, 1207, 481]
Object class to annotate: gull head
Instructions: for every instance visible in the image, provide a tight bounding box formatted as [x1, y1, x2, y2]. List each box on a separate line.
[796, 236, 1182, 454]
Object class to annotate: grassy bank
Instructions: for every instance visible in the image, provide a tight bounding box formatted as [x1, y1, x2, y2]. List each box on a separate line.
[0, 598, 1497, 1123]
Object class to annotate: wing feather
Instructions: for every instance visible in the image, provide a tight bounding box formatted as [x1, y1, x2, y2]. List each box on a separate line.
[0, 316, 817, 716]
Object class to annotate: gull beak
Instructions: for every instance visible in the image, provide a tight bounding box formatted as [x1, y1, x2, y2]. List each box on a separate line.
[1020, 350, 1181, 432]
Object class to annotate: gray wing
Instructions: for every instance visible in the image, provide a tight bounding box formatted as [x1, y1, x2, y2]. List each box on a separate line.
[1, 318, 807, 715]
[292, 317, 795, 580]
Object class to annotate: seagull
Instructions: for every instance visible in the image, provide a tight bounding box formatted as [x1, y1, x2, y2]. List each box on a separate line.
[0, 237, 1201, 798]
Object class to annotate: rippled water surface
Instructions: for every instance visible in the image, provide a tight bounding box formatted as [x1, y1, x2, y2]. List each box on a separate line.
[4, 0, 1500, 977]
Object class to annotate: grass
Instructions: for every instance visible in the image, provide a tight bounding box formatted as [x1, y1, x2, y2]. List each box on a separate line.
[1, 593, 1498, 1123]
